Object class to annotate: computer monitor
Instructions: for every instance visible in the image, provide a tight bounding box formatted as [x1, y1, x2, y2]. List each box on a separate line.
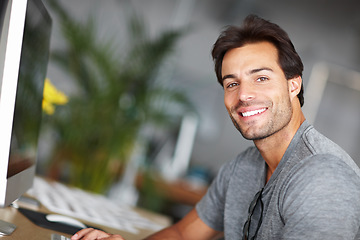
[0, 0, 52, 208]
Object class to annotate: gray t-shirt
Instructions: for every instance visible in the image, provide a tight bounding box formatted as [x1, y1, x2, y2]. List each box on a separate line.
[196, 121, 360, 239]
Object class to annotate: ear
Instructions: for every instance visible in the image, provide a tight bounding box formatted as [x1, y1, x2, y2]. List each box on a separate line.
[288, 76, 302, 100]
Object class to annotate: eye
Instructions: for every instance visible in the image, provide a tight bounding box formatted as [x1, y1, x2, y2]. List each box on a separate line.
[226, 82, 239, 89]
[256, 76, 269, 82]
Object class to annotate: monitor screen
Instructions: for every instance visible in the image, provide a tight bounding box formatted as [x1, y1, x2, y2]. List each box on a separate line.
[0, 0, 52, 207]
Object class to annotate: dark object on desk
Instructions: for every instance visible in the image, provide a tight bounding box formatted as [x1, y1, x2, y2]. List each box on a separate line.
[18, 207, 102, 235]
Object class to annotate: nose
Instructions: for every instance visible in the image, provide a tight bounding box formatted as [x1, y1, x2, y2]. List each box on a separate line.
[238, 82, 255, 102]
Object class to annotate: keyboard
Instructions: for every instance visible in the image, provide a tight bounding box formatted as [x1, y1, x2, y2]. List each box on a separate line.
[27, 177, 165, 234]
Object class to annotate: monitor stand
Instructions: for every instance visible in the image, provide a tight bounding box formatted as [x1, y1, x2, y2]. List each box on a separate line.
[0, 219, 16, 235]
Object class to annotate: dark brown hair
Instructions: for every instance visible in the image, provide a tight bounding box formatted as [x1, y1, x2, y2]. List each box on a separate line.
[212, 14, 304, 107]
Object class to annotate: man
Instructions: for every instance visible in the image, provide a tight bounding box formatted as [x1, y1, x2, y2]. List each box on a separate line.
[72, 14, 360, 240]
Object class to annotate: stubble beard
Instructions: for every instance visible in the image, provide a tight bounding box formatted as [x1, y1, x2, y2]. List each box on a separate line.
[229, 99, 293, 141]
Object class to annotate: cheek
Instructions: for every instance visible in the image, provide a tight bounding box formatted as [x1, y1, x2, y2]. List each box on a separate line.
[272, 84, 291, 102]
[224, 93, 236, 111]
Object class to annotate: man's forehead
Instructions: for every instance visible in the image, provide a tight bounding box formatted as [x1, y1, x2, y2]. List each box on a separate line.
[224, 42, 278, 59]
[222, 44, 279, 72]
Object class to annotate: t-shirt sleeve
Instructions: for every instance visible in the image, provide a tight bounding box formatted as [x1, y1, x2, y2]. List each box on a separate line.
[195, 160, 235, 232]
[280, 154, 360, 239]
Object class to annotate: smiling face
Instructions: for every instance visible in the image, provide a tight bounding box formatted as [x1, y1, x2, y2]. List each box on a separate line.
[222, 41, 297, 141]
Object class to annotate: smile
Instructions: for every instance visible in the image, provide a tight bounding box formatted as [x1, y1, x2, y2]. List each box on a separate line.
[241, 108, 267, 117]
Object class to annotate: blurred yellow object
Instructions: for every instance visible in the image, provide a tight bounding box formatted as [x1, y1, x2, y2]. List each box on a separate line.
[42, 78, 68, 115]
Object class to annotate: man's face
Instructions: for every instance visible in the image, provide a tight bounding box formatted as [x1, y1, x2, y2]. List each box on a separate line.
[221, 41, 294, 141]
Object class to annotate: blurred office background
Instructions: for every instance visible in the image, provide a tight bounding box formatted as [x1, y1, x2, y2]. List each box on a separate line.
[38, 0, 360, 220]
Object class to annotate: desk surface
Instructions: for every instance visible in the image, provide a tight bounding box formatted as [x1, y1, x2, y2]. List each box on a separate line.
[0, 200, 170, 240]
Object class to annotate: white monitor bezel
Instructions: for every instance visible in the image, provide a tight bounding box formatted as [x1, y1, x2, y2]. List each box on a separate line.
[0, 0, 31, 208]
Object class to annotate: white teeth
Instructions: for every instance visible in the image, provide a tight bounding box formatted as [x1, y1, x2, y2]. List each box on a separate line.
[242, 108, 266, 117]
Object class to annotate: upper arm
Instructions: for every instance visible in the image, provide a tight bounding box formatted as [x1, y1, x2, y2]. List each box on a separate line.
[145, 158, 238, 240]
[145, 208, 223, 240]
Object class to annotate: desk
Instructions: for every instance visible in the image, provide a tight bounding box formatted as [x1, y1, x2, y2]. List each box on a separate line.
[136, 175, 208, 206]
[0, 198, 171, 240]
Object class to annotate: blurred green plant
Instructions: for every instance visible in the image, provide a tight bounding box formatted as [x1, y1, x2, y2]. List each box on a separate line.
[44, 0, 193, 193]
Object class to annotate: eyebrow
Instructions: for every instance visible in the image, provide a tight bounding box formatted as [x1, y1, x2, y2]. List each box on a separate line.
[222, 74, 236, 82]
[247, 67, 274, 75]
[221, 67, 274, 83]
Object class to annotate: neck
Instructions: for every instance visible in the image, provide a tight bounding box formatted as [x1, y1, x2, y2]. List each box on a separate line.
[254, 110, 305, 182]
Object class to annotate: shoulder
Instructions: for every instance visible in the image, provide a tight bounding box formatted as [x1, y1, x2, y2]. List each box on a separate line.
[296, 125, 360, 178]
[284, 153, 360, 192]
[278, 154, 360, 238]
[280, 154, 360, 213]
[201, 146, 261, 202]
[302, 126, 356, 166]
[210, 146, 264, 199]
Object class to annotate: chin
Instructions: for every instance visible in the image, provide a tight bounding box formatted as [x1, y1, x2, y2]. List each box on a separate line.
[243, 134, 269, 141]
[240, 131, 267, 141]
[238, 125, 275, 141]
